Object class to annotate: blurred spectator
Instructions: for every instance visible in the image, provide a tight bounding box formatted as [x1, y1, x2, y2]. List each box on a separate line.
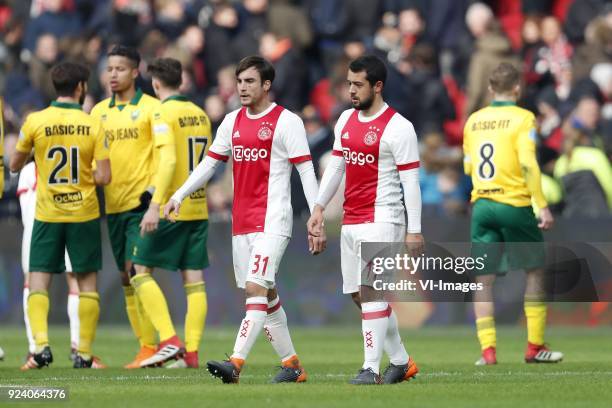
[419, 132, 465, 215]
[204, 93, 226, 133]
[406, 43, 455, 136]
[216, 64, 240, 111]
[464, 2, 519, 115]
[155, 0, 188, 41]
[535, 87, 563, 151]
[571, 13, 612, 82]
[28, 33, 59, 103]
[259, 31, 306, 111]
[23, 0, 82, 52]
[554, 97, 612, 216]
[589, 63, 612, 158]
[538, 16, 573, 98]
[202, 2, 239, 87]
[267, 0, 312, 51]
[563, 0, 609, 44]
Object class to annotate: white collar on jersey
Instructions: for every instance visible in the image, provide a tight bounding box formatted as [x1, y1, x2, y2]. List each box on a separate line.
[357, 103, 389, 123]
[245, 102, 278, 119]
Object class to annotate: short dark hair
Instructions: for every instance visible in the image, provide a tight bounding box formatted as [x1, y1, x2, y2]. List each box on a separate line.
[147, 58, 183, 88]
[235, 56, 275, 84]
[349, 55, 387, 87]
[51, 62, 90, 96]
[107, 44, 141, 68]
[489, 63, 520, 94]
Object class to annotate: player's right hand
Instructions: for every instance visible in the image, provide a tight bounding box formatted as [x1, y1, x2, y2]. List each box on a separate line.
[538, 207, 554, 230]
[163, 199, 181, 222]
[307, 205, 325, 237]
[309, 227, 327, 255]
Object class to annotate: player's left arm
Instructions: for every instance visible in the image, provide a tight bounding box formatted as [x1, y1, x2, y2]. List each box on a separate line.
[141, 111, 176, 235]
[516, 114, 551, 216]
[389, 118, 424, 255]
[10, 117, 34, 173]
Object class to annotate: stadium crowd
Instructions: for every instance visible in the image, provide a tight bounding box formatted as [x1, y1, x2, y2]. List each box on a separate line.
[0, 0, 611, 220]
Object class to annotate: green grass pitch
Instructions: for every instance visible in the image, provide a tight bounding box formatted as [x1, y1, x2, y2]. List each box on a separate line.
[0, 325, 611, 407]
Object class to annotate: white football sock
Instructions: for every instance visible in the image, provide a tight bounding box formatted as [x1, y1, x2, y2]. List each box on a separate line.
[385, 308, 409, 365]
[231, 296, 267, 360]
[23, 287, 36, 354]
[67, 293, 80, 349]
[264, 296, 297, 362]
[361, 302, 390, 374]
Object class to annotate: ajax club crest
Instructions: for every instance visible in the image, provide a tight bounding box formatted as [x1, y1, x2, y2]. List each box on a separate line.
[363, 125, 380, 146]
[258, 121, 274, 141]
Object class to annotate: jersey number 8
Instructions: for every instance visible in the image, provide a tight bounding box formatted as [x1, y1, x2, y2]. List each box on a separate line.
[477, 142, 495, 180]
[47, 146, 79, 185]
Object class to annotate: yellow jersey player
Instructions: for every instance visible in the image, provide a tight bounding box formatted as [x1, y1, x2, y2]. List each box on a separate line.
[463, 63, 562, 365]
[90, 45, 159, 368]
[10, 62, 111, 370]
[131, 58, 211, 368]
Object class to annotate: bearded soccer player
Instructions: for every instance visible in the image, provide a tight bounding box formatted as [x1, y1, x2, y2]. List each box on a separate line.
[90, 45, 159, 368]
[130, 58, 210, 368]
[10, 62, 111, 369]
[307, 55, 421, 385]
[164, 56, 321, 383]
[462, 63, 561, 365]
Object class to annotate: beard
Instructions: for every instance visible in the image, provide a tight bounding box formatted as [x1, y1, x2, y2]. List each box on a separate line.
[352, 92, 375, 111]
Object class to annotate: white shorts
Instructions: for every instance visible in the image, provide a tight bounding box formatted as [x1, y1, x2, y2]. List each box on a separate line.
[232, 232, 290, 289]
[340, 222, 406, 294]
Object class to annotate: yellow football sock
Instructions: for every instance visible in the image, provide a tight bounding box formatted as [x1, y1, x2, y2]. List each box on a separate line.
[131, 274, 175, 341]
[136, 297, 157, 348]
[27, 291, 49, 352]
[123, 285, 142, 341]
[476, 316, 496, 350]
[524, 301, 547, 346]
[184, 282, 207, 353]
[78, 292, 100, 359]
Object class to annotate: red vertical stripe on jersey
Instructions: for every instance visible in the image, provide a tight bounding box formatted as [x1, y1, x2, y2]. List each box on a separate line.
[340, 107, 397, 224]
[231, 105, 284, 235]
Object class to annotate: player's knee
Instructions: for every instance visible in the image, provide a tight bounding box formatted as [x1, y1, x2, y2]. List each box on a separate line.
[245, 280, 269, 297]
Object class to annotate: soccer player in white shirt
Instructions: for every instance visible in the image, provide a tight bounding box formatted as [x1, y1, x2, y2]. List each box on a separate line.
[308, 55, 423, 385]
[164, 56, 323, 383]
[18, 161, 80, 361]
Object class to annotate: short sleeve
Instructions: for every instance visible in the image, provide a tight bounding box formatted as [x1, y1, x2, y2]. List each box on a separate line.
[387, 115, 420, 171]
[279, 112, 311, 164]
[93, 120, 109, 161]
[15, 116, 34, 154]
[207, 112, 234, 162]
[152, 109, 175, 147]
